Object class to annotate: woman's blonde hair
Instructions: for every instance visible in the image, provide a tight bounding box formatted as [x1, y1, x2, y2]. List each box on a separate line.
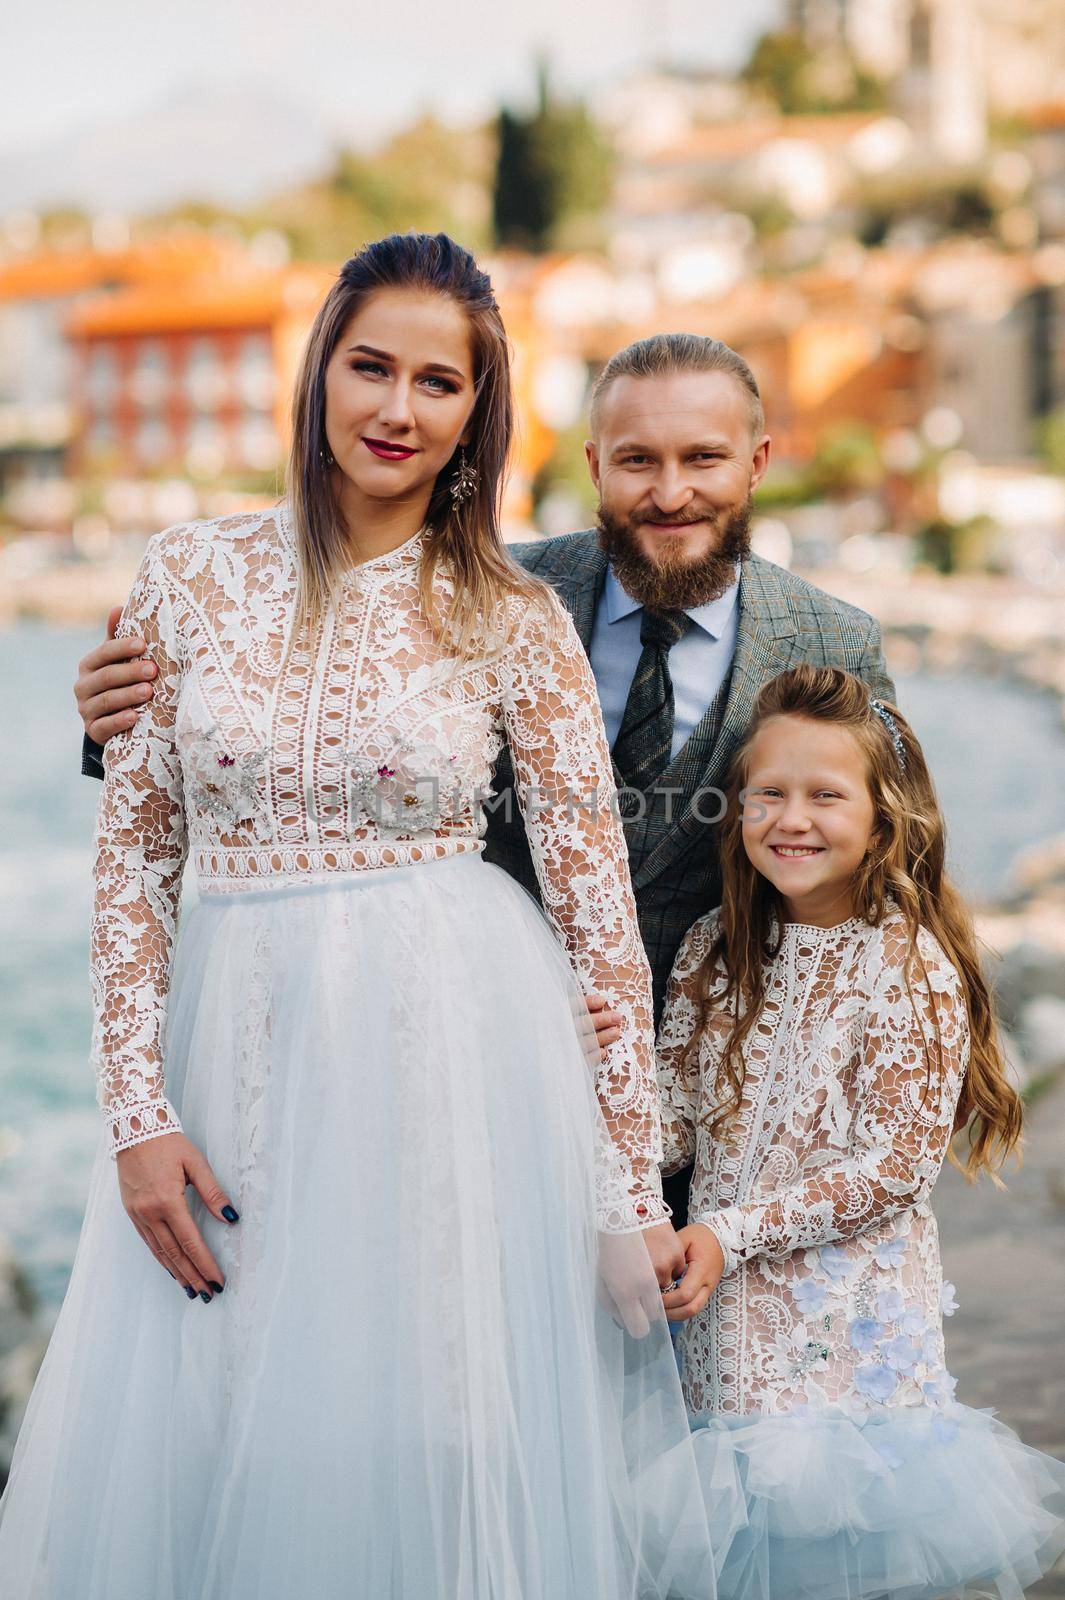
[285, 231, 552, 655]
[686, 664, 1022, 1179]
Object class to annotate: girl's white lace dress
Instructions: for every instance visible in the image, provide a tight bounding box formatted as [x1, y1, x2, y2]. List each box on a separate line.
[658, 909, 1065, 1600]
[0, 505, 721, 1600]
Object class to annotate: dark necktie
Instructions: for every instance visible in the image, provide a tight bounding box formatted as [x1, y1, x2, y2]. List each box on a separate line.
[612, 608, 691, 803]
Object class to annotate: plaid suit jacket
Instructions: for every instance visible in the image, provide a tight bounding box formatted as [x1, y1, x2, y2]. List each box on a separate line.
[484, 529, 896, 1025]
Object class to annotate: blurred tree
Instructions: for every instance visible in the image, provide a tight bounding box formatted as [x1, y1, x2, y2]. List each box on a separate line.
[1037, 408, 1065, 475]
[242, 116, 493, 260]
[494, 104, 557, 251]
[531, 417, 598, 521]
[149, 199, 237, 232]
[914, 514, 1000, 575]
[807, 423, 884, 497]
[742, 29, 885, 115]
[492, 63, 613, 251]
[37, 209, 93, 250]
[856, 170, 996, 248]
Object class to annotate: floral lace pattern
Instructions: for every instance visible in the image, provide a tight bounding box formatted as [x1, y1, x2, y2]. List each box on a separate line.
[91, 505, 665, 1226]
[657, 911, 969, 1415]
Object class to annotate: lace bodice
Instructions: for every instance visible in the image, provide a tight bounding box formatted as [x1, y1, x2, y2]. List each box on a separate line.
[657, 911, 969, 1415]
[91, 504, 665, 1228]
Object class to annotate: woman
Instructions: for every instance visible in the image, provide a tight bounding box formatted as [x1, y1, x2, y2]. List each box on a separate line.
[0, 235, 723, 1598]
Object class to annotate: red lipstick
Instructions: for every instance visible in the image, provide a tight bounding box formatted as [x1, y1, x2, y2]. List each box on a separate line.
[363, 438, 418, 461]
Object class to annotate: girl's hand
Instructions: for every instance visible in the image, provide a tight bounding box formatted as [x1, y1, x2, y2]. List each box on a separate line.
[116, 1132, 239, 1302]
[661, 1223, 725, 1322]
[584, 991, 624, 1062]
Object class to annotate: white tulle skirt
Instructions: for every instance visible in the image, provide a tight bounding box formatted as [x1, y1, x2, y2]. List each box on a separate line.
[0, 852, 724, 1600]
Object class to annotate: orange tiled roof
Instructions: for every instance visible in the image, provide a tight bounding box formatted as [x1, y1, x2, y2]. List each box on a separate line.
[0, 235, 244, 301]
[639, 111, 883, 167]
[1025, 102, 1065, 130]
[65, 265, 336, 338]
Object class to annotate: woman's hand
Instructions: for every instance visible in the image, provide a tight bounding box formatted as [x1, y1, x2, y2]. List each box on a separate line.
[116, 1131, 239, 1302]
[584, 991, 624, 1062]
[75, 605, 158, 746]
[661, 1223, 725, 1322]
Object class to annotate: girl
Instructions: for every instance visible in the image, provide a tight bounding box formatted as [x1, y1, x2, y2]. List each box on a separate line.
[656, 664, 1065, 1600]
[0, 235, 717, 1599]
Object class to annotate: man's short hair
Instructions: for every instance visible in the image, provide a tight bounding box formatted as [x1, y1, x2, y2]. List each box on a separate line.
[589, 333, 765, 438]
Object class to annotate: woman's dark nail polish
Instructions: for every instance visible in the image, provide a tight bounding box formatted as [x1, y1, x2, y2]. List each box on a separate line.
[208, 1281, 224, 1294]
[199, 1290, 212, 1303]
[221, 1205, 240, 1223]
[185, 1286, 197, 1299]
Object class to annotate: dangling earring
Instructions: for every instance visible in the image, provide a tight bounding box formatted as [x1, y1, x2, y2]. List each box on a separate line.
[319, 439, 336, 469]
[450, 445, 479, 507]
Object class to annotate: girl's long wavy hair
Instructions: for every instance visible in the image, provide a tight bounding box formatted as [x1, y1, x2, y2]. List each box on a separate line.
[686, 665, 1022, 1179]
[285, 231, 554, 654]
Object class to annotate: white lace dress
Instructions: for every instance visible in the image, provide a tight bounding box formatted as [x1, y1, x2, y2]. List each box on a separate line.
[658, 910, 1065, 1600]
[0, 505, 721, 1600]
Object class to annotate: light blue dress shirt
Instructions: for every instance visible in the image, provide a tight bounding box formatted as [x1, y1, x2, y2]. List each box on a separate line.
[588, 564, 741, 762]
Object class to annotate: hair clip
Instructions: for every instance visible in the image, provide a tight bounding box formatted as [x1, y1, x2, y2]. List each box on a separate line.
[869, 699, 907, 771]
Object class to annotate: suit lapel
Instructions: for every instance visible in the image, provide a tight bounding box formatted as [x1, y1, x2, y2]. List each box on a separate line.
[550, 539, 628, 788]
[632, 557, 798, 889]
[551, 536, 608, 654]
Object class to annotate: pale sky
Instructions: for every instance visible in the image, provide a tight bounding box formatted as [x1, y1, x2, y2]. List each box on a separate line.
[3, 0, 781, 154]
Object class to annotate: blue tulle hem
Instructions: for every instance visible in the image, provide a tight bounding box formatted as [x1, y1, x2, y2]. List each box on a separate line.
[688, 1403, 1065, 1600]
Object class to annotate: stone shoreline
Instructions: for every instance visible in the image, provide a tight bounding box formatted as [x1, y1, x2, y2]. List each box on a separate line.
[819, 565, 1065, 728]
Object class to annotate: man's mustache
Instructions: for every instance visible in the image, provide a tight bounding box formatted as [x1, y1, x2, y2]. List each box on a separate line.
[638, 510, 716, 527]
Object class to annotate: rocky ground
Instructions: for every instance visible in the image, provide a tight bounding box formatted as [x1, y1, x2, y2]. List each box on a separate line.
[937, 1070, 1065, 1596]
[0, 1239, 47, 1495]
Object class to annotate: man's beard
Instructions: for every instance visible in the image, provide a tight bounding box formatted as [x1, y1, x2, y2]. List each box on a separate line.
[596, 498, 752, 613]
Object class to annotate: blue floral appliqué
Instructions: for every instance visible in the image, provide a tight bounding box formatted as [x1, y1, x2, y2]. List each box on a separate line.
[900, 1304, 927, 1337]
[849, 1317, 884, 1354]
[873, 1237, 908, 1269]
[883, 1335, 920, 1373]
[855, 1363, 898, 1403]
[817, 1245, 854, 1284]
[931, 1412, 960, 1445]
[792, 1280, 828, 1315]
[922, 1373, 958, 1405]
[875, 1288, 906, 1322]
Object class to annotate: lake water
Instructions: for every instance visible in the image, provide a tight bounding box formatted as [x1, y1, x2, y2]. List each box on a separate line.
[2, 622, 1064, 1314]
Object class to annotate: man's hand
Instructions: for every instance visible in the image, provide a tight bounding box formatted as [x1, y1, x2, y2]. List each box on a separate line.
[584, 991, 623, 1062]
[75, 605, 157, 746]
[661, 1223, 725, 1322]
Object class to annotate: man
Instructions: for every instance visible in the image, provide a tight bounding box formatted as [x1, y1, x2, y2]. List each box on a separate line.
[75, 333, 895, 1225]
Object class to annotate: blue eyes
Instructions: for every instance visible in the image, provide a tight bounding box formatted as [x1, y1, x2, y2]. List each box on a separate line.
[351, 361, 457, 394]
[621, 454, 723, 466]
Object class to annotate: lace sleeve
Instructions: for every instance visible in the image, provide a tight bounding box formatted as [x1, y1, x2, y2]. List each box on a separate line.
[697, 926, 969, 1275]
[656, 914, 722, 1177]
[501, 594, 666, 1232]
[91, 536, 187, 1157]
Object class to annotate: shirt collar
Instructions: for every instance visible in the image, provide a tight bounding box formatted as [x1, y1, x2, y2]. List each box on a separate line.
[603, 562, 741, 639]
